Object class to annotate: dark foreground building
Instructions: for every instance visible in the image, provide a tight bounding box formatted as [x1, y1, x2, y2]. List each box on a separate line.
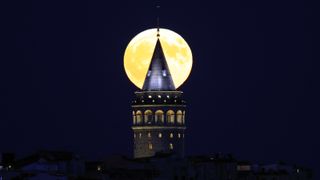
[0, 151, 313, 180]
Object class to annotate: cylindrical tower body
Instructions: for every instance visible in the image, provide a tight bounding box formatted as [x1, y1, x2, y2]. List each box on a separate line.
[132, 91, 186, 158]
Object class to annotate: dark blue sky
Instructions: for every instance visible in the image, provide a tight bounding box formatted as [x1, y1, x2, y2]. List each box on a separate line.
[0, 0, 318, 177]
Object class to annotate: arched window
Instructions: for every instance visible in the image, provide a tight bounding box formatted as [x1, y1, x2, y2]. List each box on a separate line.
[132, 111, 136, 125]
[169, 143, 174, 150]
[166, 110, 175, 124]
[136, 111, 142, 124]
[144, 110, 153, 124]
[155, 110, 164, 124]
[176, 110, 183, 124]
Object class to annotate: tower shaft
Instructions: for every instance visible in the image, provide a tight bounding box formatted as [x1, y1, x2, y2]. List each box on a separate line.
[132, 91, 186, 158]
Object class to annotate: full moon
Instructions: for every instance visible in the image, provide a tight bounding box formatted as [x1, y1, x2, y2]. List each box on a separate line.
[124, 28, 193, 89]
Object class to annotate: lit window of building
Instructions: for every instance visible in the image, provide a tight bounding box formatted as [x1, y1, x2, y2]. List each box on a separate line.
[176, 110, 183, 124]
[155, 110, 164, 124]
[158, 133, 162, 138]
[148, 95, 152, 98]
[158, 95, 161, 98]
[144, 110, 153, 124]
[166, 110, 175, 124]
[148, 132, 151, 138]
[148, 143, 153, 150]
[162, 70, 167, 77]
[136, 111, 142, 124]
[169, 143, 173, 150]
[134, 133, 136, 138]
[97, 165, 102, 171]
[167, 95, 170, 98]
[139, 133, 142, 138]
[170, 133, 174, 138]
[178, 133, 181, 138]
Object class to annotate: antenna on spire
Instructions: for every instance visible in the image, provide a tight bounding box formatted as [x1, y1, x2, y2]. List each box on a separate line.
[156, 4, 160, 37]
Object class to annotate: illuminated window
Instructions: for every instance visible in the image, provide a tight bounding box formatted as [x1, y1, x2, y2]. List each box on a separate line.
[155, 110, 164, 124]
[144, 110, 153, 124]
[170, 133, 174, 138]
[133, 111, 136, 125]
[152, 100, 155, 103]
[136, 111, 142, 124]
[141, 100, 144, 103]
[148, 143, 153, 150]
[169, 143, 173, 150]
[178, 133, 181, 138]
[158, 133, 162, 138]
[164, 100, 166, 103]
[134, 133, 136, 138]
[176, 110, 183, 124]
[158, 95, 161, 98]
[139, 133, 142, 138]
[162, 70, 167, 77]
[167, 95, 170, 98]
[148, 132, 151, 138]
[166, 110, 175, 124]
[97, 165, 102, 171]
[148, 95, 152, 98]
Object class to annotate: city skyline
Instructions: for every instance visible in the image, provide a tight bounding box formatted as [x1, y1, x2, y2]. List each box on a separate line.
[0, 0, 318, 178]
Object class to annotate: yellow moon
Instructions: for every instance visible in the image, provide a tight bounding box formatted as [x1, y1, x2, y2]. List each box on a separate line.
[124, 28, 193, 89]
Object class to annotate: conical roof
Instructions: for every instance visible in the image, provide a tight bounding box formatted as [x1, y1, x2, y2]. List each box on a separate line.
[142, 39, 175, 91]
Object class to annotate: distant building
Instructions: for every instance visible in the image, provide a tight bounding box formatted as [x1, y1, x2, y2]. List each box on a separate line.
[79, 153, 312, 180]
[0, 152, 15, 169]
[237, 161, 313, 180]
[0, 151, 84, 180]
[189, 154, 238, 180]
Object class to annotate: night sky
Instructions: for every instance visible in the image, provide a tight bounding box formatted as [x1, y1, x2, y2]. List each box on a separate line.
[1, 0, 319, 177]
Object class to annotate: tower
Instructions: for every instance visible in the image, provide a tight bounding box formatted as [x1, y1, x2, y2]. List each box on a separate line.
[131, 33, 187, 158]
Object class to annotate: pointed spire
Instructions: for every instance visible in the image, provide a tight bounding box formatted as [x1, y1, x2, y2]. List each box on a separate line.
[142, 38, 175, 91]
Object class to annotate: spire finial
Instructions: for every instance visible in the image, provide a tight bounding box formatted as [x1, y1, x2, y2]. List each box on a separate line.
[156, 4, 160, 38]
